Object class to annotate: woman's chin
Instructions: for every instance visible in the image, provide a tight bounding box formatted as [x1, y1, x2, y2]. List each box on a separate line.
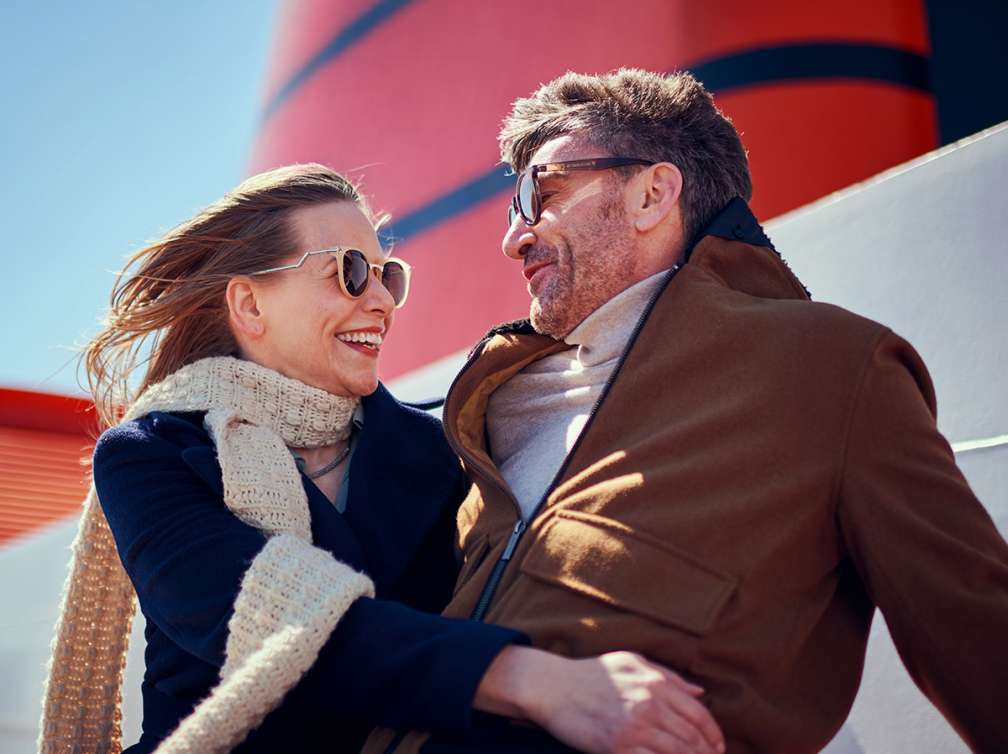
[356, 372, 381, 396]
[327, 371, 379, 398]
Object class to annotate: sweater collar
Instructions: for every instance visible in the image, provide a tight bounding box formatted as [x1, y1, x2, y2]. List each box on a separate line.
[564, 270, 672, 368]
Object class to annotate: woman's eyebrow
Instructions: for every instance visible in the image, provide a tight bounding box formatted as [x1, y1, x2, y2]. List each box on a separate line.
[317, 252, 341, 270]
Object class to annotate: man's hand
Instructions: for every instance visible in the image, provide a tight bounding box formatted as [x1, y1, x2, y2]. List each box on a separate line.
[476, 647, 725, 754]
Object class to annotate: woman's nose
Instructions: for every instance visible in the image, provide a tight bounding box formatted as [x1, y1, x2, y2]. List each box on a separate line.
[367, 267, 396, 311]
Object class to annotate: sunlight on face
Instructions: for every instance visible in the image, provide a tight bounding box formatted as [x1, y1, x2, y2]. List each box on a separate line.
[505, 136, 635, 338]
[251, 201, 396, 397]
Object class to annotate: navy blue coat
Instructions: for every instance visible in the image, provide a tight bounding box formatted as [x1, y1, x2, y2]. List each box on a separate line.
[93, 383, 524, 754]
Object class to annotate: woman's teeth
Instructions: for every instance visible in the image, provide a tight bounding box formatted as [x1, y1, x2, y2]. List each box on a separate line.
[336, 331, 383, 349]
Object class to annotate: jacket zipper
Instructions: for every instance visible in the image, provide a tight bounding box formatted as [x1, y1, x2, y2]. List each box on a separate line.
[382, 270, 680, 754]
[467, 265, 681, 622]
[470, 519, 526, 619]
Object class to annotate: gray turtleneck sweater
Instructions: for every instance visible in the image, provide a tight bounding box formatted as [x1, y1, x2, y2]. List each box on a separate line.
[486, 270, 670, 520]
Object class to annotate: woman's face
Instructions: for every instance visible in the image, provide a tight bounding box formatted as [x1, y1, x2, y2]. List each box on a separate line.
[244, 200, 396, 397]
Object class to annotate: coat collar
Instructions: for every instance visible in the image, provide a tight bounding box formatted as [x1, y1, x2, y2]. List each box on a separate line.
[686, 195, 775, 255]
[338, 382, 463, 593]
[687, 198, 810, 301]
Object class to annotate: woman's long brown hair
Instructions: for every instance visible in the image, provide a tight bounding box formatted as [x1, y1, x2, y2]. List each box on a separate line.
[82, 163, 376, 430]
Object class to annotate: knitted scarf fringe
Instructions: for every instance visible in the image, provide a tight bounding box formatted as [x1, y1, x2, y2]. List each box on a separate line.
[39, 357, 374, 754]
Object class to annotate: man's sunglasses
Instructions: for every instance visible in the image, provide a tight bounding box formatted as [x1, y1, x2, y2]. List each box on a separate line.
[249, 247, 412, 308]
[507, 157, 655, 227]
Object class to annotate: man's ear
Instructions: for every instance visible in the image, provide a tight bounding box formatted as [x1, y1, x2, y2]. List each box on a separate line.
[226, 276, 265, 339]
[632, 162, 683, 233]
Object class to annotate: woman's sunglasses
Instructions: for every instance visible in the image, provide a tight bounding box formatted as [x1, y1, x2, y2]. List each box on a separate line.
[507, 157, 655, 227]
[249, 247, 412, 308]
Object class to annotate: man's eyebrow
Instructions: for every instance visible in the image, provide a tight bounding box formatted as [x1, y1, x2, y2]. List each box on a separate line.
[538, 173, 567, 189]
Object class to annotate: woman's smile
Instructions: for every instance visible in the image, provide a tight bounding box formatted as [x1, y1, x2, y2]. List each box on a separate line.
[335, 327, 384, 357]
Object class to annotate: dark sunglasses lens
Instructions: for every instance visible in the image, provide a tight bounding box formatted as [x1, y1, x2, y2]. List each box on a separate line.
[507, 204, 518, 227]
[381, 261, 408, 306]
[518, 173, 536, 223]
[342, 250, 370, 296]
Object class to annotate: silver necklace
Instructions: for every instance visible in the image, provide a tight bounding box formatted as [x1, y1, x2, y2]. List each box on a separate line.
[292, 443, 351, 480]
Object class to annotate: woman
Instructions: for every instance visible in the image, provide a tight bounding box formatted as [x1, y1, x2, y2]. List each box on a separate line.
[40, 165, 722, 754]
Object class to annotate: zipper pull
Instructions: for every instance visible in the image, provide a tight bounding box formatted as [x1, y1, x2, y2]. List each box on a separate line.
[501, 518, 527, 562]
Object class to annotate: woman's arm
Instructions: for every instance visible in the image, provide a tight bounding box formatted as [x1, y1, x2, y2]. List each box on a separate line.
[94, 416, 266, 665]
[93, 414, 521, 736]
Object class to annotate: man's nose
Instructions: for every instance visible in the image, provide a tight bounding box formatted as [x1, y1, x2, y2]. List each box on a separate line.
[502, 218, 536, 260]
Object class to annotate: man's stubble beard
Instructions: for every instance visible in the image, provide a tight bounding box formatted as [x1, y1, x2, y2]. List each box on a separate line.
[530, 199, 629, 339]
[529, 256, 572, 337]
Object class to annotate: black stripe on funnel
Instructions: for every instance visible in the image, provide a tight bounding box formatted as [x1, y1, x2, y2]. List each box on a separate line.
[370, 43, 931, 246]
[688, 42, 930, 93]
[261, 0, 414, 124]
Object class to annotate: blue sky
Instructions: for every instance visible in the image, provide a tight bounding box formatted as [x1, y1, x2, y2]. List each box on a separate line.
[1, 3, 277, 395]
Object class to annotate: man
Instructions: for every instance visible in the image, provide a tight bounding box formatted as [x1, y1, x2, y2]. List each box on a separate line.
[369, 69, 1008, 753]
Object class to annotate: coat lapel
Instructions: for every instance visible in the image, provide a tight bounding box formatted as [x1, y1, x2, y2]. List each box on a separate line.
[343, 384, 462, 593]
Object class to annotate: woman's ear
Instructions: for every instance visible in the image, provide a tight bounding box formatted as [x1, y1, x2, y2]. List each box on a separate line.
[632, 162, 684, 234]
[226, 276, 265, 339]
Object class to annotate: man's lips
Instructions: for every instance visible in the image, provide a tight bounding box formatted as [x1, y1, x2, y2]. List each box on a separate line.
[523, 260, 555, 281]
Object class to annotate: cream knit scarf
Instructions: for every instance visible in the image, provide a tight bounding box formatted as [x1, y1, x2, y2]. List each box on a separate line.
[39, 356, 376, 754]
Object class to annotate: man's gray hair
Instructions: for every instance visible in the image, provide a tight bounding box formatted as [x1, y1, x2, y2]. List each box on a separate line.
[499, 68, 753, 243]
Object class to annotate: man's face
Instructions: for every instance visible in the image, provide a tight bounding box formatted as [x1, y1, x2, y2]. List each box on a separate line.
[502, 135, 638, 339]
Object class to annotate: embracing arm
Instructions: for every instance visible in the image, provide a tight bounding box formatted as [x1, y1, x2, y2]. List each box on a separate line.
[837, 331, 1008, 751]
[93, 415, 521, 737]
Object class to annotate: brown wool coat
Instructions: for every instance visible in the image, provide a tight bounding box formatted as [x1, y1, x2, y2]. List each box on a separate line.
[367, 199, 1008, 754]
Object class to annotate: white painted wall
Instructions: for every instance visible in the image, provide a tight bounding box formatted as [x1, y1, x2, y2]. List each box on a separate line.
[2, 123, 1004, 753]
[0, 518, 144, 753]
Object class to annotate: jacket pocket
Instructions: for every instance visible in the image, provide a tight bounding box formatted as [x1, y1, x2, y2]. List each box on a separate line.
[520, 510, 737, 636]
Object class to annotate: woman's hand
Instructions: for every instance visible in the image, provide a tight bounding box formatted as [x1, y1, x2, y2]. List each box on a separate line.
[475, 646, 725, 754]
